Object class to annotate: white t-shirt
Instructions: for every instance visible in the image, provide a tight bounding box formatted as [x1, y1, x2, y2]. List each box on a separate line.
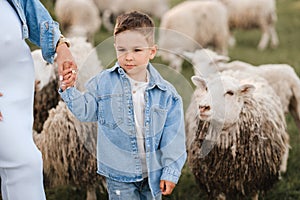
[128, 71, 149, 177]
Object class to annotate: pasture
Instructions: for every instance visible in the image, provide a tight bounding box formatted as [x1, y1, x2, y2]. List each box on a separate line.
[29, 0, 300, 199]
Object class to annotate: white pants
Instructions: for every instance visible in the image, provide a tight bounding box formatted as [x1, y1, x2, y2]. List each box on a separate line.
[0, 0, 46, 199]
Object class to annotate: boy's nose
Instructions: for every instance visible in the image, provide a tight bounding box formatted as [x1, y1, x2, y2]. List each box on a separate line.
[125, 52, 134, 61]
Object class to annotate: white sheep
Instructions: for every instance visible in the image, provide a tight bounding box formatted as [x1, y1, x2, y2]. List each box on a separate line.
[34, 102, 106, 200]
[54, 0, 101, 42]
[32, 37, 103, 132]
[158, 0, 229, 72]
[33, 37, 103, 92]
[96, 0, 170, 31]
[32, 38, 104, 199]
[184, 48, 300, 133]
[32, 49, 56, 92]
[32, 49, 59, 132]
[219, 0, 279, 50]
[68, 37, 103, 92]
[186, 71, 289, 199]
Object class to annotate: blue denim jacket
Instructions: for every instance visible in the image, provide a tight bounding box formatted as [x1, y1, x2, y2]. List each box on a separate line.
[7, 0, 61, 63]
[60, 63, 187, 197]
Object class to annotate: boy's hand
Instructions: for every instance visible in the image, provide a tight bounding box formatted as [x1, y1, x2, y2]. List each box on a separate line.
[160, 180, 175, 195]
[60, 61, 77, 91]
[0, 92, 3, 121]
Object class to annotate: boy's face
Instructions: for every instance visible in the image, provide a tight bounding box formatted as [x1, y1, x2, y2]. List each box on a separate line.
[114, 30, 156, 79]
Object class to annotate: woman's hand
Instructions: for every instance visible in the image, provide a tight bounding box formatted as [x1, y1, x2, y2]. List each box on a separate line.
[56, 43, 78, 90]
[0, 92, 3, 121]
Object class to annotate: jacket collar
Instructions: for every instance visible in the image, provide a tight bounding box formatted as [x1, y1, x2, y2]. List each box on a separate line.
[108, 62, 167, 91]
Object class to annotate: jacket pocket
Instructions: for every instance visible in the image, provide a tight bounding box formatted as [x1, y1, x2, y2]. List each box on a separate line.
[98, 94, 124, 129]
[151, 106, 167, 136]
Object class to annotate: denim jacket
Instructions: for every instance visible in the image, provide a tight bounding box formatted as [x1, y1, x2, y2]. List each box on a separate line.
[7, 0, 61, 63]
[60, 63, 187, 197]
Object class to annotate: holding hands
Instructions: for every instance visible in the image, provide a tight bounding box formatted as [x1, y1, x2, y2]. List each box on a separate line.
[59, 61, 77, 91]
[56, 43, 78, 91]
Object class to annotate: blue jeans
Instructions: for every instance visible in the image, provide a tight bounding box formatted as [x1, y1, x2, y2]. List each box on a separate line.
[106, 178, 162, 200]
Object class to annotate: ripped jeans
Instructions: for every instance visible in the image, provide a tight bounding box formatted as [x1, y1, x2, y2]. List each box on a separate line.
[106, 178, 162, 200]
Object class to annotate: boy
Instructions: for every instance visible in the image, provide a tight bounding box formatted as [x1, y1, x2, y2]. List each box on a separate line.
[59, 11, 186, 200]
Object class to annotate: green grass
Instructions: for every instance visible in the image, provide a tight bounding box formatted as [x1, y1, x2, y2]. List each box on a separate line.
[25, 0, 300, 199]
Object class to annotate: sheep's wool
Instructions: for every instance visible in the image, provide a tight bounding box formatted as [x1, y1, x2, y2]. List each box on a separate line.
[187, 92, 289, 198]
[34, 102, 105, 192]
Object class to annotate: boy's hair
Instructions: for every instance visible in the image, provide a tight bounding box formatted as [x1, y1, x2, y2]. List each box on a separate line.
[114, 11, 155, 45]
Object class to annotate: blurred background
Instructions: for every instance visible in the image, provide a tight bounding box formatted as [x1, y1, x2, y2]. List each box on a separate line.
[27, 0, 300, 199]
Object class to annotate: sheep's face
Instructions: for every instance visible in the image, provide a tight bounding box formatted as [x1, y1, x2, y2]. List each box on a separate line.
[32, 50, 56, 91]
[191, 75, 255, 126]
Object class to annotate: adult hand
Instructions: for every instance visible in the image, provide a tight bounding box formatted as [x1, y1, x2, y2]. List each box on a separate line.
[56, 43, 77, 89]
[0, 92, 3, 121]
[160, 180, 176, 196]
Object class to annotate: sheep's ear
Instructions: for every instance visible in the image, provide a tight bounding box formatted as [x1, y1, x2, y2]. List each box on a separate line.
[191, 76, 207, 91]
[239, 84, 255, 97]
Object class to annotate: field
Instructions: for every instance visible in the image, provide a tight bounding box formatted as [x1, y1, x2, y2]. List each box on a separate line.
[26, 0, 300, 199]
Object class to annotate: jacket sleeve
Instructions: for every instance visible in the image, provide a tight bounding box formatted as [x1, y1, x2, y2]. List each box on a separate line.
[59, 77, 99, 122]
[159, 95, 187, 184]
[23, 0, 61, 63]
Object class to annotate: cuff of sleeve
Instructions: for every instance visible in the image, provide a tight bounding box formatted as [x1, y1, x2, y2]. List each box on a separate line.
[160, 167, 180, 184]
[58, 87, 80, 103]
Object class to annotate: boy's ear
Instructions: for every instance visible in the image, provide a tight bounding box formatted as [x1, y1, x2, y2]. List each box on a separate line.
[149, 45, 157, 59]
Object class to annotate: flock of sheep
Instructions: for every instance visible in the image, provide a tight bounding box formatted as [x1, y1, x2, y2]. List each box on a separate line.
[32, 0, 299, 200]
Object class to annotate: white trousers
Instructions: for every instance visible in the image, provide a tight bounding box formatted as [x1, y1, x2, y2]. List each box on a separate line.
[0, 0, 46, 199]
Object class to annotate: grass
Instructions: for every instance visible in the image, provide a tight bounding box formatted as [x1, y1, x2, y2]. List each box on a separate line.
[16, 0, 300, 199]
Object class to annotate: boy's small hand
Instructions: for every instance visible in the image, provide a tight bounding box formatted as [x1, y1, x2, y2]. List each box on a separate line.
[160, 180, 175, 195]
[60, 61, 77, 91]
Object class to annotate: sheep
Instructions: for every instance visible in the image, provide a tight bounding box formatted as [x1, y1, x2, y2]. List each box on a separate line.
[185, 71, 290, 199]
[96, 0, 170, 31]
[219, 0, 279, 50]
[34, 101, 106, 200]
[68, 37, 103, 92]
[158, 0, 229, 72]
[184, 48, 300, 133]
[32, 37, 102, 132]
[32, 49, 60, 132]
[54, 0, 101, 42]
[32, 38, 104, 199]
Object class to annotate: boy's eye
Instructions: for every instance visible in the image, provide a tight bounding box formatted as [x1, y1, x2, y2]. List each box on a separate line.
[117, 49, 125, 52]
[134, 48, 143, 52]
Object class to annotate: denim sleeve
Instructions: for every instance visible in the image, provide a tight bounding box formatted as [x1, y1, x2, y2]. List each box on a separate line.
[23, 0, 61, 63]
[59, 86, 98, 122]
[159, 96, 187, 184]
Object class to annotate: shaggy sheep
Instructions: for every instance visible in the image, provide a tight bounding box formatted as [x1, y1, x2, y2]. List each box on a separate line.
[32, 49, 60, 132]
[185, 71, 289, 199]
[34, 101, 106, 200]
[158, 0, 229, 72]
[219, 0, 279, 50]
[97, 0, 170, 31]
[54, 0, 101, 42]
[184, 48, 300, 133]
[32, 37, 102, 132]
[32, 38, 104, 199]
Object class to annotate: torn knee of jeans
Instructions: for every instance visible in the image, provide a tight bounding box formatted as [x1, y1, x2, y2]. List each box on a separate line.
[115, 190, 121, 196]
